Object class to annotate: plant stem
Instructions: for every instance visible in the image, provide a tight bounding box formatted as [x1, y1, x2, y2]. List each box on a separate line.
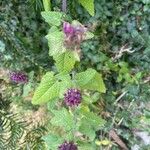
[43, 0, 51, 11]
[70, 107, 78, 141]
[62, 0, 67, 12]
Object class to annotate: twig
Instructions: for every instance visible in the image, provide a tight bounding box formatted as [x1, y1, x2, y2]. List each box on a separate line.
[143, 76, 150, 84]
[112, 44, 135, 61]
[114, 91, 127, 104]
[117, 99, 135, 126]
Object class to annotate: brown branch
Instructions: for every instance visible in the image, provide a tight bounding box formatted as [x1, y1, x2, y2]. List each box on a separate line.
[109, 129, 129, 150]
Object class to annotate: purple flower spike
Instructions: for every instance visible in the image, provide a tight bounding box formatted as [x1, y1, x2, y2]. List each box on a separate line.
[9, 71, 28, 84]
[58, 141, 78, 150]
[63, 22, 75, 35]
[64, 88, 82, 107]
[63, 22, 87, 50]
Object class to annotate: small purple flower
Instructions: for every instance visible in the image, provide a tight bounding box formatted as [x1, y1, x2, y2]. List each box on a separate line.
[9, 71, 28, 83]
[63, 22, 75, 35]
[58, 141, 78, 150]
[64, 88, 81, 107]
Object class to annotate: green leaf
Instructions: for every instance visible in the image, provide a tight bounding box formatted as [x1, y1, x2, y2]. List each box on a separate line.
[41, 11, 62, 26]
[79, 109, 105, 140]
[79, 119, 96, 140]
[79, 143, 94, 150]
[46, 31, 66, 56]
[32, 73, 71, 105]
[48, 26, 59, 33]
[47, 98, 58, 110]
[54, 51, 76, 73]
[83, 92, 100, 104]
[95, 139, 112, 146]
[0, 40, 5, 52]
[72, 20, 82, 26]
[22, 83, 32, 97]
[75, 69, 106, 93]
[32, 72, 56, 105]
[42, 134, 63, 150]
[81, 111, 105, 130]
[73, 51, 80, 61]
[51, 108, 75, 131]
[55, 74, 72, 98]
[78, 0, 95, 16]
[85, 31, 94, 40]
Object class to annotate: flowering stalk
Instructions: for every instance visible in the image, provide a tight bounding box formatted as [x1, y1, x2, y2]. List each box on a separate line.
[63, 22, 87, 50]
[71, 107, 79, 141]
[64, 88, 81, 141]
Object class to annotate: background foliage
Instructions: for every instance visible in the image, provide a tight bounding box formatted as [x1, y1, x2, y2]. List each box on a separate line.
[0, 0, 150, 149]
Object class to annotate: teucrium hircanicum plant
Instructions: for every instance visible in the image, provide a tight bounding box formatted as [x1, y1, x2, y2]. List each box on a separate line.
[32, 7, 106, 150]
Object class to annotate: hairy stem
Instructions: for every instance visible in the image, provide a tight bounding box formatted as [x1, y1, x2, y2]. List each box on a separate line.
[62, 0, 67, 12]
